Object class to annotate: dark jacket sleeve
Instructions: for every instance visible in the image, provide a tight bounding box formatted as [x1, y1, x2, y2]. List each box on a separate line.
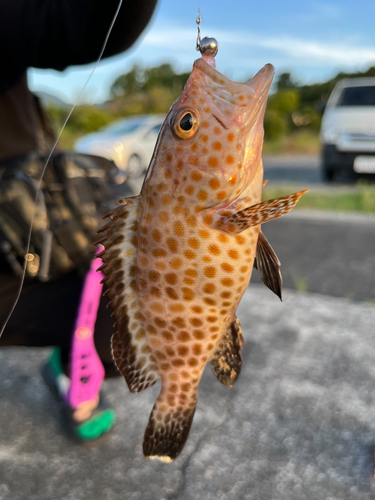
[0, 0, 158, 94]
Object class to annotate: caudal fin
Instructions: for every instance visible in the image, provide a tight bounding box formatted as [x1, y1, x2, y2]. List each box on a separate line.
[143, 394, 196, 462]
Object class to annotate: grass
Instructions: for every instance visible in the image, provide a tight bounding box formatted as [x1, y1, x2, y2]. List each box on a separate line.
[263, 130, 320, 155]
[263, 181, 375, 214]
[292, 276, 308, 293]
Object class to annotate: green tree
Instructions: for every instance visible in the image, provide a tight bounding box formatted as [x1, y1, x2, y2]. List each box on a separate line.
[46, 104, 112, 149]
[143, 63, 190, 93]
[276, 72, 298, 91]
[46, 61, 375, 151]
[264, 89, 300, 139]
[268, 89, 300, 116]
[111, 64, 143, 97]
[264, 110, 288, 140]
[110, 63, 190, 99]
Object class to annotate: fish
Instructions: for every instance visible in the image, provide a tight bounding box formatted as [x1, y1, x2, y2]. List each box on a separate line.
[97, 53, 308, 462]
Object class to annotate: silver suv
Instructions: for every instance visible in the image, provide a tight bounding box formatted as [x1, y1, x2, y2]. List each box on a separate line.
[320, 78, 375, 181]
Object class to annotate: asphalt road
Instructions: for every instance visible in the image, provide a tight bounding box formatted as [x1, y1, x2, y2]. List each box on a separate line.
[263, 153, 375, 186]
[263, 155, 322, 185]
[257, 154, 375, 301]
[252, 211, 375, 301]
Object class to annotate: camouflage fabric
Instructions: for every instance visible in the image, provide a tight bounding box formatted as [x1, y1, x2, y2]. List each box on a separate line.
[0, 152, 127, 280]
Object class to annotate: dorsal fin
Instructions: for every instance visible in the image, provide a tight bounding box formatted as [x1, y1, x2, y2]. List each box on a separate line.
[210, 316, 244, 388]
[97, 196, 160, 393]
[254, 231, 282, 300]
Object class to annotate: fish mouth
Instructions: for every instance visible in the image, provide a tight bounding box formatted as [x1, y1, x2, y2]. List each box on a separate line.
[185, 58, 274, 194]
[191, 58, 275, 128]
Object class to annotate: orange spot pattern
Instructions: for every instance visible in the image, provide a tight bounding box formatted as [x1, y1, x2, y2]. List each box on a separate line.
[113, 77, 264, 436]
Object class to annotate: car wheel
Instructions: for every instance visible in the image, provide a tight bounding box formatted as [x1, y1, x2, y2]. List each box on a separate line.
[322, 163, 335, 182]
[126, 154, 143, 178]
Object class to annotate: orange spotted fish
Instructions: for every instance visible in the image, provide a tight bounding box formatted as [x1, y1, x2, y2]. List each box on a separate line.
[97, 53, 308, 462]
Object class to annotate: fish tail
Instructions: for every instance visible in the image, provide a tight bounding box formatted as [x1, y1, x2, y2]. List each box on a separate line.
[143, 385, 197, 462]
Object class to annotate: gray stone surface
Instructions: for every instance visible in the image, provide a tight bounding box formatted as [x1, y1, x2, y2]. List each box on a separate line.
[1, 285, 375, 500]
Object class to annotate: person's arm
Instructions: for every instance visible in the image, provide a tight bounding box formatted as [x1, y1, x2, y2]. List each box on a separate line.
[0, 0, 158, 93]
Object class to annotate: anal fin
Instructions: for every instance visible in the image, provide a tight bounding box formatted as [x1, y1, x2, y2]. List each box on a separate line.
[215, 189, 308, 234]
[97, 196, 160, 393]
[210, 316, 244, 388]
[254, 231, 282, 300]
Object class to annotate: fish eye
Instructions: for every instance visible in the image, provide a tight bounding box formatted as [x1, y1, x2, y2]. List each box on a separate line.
[172, 109, 199, 139]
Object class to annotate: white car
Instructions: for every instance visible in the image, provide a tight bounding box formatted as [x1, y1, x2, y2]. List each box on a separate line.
[74, 114, 164, 178]
[320, 78, 375, 181]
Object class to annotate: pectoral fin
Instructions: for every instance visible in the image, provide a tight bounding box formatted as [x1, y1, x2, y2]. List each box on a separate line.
[254, 231, 282, 300]
[210, 316, 244, 388]
[215, 189, 308, 234]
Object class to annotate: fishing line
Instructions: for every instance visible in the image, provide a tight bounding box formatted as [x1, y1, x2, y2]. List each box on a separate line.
[196, 9, 202, 52]
[0, 0, 124, 339]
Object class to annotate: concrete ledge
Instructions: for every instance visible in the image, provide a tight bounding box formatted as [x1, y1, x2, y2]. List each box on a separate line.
[1, 285, 375, 499]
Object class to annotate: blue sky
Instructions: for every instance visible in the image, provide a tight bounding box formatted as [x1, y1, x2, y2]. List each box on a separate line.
[29, 0, 375, 104]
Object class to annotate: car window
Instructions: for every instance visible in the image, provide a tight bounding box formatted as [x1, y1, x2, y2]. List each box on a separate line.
[144, 124, 162, 139]
[102, 120, 144, 136]
[337, 86, 375, 106]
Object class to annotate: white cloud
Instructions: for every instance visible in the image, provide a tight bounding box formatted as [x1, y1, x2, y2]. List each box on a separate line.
[142, 26, 375, 67]
[29, 20, 375, 104]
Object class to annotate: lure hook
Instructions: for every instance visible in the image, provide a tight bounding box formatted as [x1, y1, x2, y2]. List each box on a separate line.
[195, 9, 219, 58]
